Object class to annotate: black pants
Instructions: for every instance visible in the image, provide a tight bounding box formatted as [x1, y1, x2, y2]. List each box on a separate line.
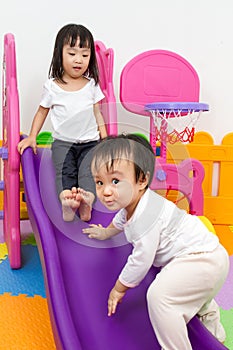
[51, 139, 98, 197]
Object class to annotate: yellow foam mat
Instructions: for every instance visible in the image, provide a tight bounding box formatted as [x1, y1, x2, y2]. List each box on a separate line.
[0, 243, 8, 262]
[0, 293, 55, 349]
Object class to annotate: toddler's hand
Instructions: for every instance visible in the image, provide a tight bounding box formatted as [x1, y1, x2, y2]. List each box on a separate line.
[107, 287, 125, 316]
[82, 224, 108, 240]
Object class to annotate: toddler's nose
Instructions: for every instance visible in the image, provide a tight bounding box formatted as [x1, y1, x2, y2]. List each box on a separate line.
[103, 185, 112, 196]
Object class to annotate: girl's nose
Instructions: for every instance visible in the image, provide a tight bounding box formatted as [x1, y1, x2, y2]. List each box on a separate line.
[75, 54, 82, 63]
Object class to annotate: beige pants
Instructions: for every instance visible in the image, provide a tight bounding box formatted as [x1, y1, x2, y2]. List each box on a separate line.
[147, 245, 229, 350]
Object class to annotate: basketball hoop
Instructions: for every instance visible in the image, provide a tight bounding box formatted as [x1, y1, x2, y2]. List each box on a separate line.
[145, 102, 209, 144]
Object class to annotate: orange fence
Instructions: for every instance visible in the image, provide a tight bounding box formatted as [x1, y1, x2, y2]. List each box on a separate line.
[1, 132, 233, 226]
[167, 131, 233, 225]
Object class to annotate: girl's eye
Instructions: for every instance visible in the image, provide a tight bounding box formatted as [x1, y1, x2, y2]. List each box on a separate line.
[112, 179, 119, 185]
[69, 53, 75, 56]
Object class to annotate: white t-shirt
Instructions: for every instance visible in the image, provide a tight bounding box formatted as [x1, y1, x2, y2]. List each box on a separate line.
[113, 189, 219, 288]
[40, 78, 105, 143]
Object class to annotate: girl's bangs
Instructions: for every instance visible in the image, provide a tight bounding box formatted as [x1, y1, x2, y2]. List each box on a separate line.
[65, 33, 90, 48]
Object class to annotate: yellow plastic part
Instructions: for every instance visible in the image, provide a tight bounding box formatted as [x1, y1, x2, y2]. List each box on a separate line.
[198, 216, 216, 234]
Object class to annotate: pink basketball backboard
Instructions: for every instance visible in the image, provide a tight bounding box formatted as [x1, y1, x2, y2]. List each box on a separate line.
[120, 50, 200, 116]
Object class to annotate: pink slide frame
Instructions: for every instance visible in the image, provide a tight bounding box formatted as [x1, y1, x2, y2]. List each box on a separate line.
[1, 33, 21, 268]
[95, 40, 117, 136]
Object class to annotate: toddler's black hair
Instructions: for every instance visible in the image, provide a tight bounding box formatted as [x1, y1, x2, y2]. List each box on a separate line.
[92, 134, 155, 187]
[48, 23, 99, 84]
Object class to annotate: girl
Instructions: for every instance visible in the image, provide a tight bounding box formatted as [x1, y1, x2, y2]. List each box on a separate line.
[83, 134, 229, 350]
[18, 24, 107, 221]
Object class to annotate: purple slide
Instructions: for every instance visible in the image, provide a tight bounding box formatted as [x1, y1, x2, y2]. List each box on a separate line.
[21, 145, 227, 350]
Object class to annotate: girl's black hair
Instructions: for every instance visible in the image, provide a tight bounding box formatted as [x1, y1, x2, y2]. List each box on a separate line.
[48, 24, 99, 84]
[92, 134, 155, 187]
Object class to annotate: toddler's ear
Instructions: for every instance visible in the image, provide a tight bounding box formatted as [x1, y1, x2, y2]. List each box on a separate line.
[139, 171, 150, 189]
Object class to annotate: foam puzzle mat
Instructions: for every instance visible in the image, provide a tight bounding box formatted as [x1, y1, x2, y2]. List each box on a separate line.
[0, 237, 56, 349]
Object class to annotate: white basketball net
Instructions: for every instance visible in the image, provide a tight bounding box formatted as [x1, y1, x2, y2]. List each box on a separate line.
[150, 109, 202, 144]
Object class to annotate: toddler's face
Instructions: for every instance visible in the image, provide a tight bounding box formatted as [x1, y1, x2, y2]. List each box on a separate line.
[93, 159, 146, 217]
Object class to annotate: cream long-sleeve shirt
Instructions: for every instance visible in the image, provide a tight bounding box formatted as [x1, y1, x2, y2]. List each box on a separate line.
[112, 189, 219, 288]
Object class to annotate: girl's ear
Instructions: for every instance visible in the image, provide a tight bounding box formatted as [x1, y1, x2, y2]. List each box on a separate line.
[139, 171, 150, 190]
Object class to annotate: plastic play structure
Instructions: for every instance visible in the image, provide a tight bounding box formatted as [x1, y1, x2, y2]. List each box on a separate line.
[1, 33, 228, 349]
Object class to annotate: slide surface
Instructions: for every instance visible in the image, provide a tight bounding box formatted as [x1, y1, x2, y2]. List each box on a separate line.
[21, 145, 227, 350]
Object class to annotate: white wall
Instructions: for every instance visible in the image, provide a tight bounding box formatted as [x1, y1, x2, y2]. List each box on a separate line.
[0, 0, 233, 144]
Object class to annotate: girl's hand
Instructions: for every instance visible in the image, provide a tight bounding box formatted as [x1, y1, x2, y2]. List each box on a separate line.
[82, 224, 108, 240]
[17, 136, 37, 155]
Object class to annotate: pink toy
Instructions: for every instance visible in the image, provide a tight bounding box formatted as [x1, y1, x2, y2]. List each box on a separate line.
[1, 33, 20, 268]
[120, 50, 208, 215]
[95, 41, 117, 135]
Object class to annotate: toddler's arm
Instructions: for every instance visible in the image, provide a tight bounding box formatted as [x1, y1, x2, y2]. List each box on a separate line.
[83, 221, 130, 316]
[17, 106, 49, 155]
[82, 222, 121, 240]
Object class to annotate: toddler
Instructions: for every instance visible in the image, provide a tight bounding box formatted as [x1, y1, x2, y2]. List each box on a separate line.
[83, 134, 229, 350]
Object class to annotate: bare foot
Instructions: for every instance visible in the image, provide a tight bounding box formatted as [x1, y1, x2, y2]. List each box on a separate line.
[60, 188, 81, 222]
[77, 188, 95, 221]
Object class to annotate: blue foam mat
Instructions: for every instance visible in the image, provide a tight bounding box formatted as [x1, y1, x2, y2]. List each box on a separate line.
[0, 244, 45, 297]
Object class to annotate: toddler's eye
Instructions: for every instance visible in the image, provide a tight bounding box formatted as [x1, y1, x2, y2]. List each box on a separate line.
[112, 179, 119, 185]
[96, 180, 103, 186]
